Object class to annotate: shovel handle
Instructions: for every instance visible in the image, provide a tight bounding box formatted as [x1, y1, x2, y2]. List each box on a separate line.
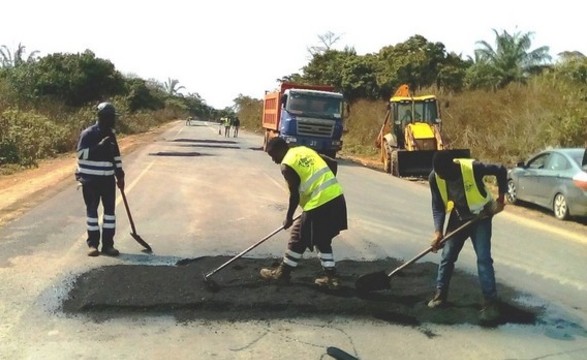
[387, 215, 482, 278]
[205, 214, 301, 279]
[119, 188, 137, 234]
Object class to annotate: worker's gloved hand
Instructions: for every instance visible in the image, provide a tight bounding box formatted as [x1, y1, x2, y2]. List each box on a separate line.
[283, 217, 293, 230]
[482, 197, 505, 217]
[116, 176, 125, 191]
[430, 231, 444, 253]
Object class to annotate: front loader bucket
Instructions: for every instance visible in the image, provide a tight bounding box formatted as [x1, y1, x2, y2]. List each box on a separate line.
[396, 149, 471, 178]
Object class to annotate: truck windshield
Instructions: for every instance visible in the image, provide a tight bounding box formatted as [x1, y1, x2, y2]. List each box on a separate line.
[286, 92, 342, 118]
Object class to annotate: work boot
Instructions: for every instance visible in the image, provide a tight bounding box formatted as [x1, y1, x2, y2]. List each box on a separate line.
[479, 300, 500, 324]
[314, 268, 340, 290]
[87, 246, 100, 257]
[101, 246, 120, 257]
[427, 289, 448, 308]
[260, 263, 292, 283]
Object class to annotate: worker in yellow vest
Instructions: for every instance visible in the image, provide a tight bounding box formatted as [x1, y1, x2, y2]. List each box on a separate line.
[260, 137, 348, 290]
[223, 117, 231, 137]
[427, 151, 506, 324]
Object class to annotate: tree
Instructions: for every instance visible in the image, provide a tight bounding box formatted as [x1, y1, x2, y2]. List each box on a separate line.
[0, 43, 39, 68]
[377, 35, 450, 94]
[30, 50, 125, 106]
[307, 31, 343, 56]
[163, 78, 185, 96]
[301, 48, 357, 89]
[471, 29, 552, 89]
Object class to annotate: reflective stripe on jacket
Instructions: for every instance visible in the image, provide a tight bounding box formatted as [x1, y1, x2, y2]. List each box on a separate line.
[282, 146, 343, 211]
[435, 158, 492, 214]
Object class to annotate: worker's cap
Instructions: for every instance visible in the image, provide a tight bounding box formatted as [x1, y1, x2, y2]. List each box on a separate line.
[97, 102, 118, 118]
[266, 137, 288, 153]
[433, 151, 460, 179]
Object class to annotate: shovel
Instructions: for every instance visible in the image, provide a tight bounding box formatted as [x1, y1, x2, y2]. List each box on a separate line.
[355, 214, 482, 293]
[119, 187, 153, 252]
[203, 214, 301, 291]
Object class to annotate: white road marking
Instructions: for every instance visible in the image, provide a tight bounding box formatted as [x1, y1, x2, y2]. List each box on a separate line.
[500, 211, 586, 245]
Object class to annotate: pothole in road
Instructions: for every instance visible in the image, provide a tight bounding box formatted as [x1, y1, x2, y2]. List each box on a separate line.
[148, 151, 209, 157]
[60, 256, 548, 330]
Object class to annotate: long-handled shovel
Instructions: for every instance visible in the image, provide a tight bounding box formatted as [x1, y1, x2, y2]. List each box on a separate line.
[119, 187, 153, 253]
[355, 214, 482, 293]
[203, 214, 301, 291]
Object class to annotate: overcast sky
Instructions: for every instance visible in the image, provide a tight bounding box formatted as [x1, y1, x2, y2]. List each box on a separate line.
[2, 0, 584, 109]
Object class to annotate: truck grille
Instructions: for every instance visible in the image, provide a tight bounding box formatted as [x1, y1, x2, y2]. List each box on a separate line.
[296, 117, 334, 138]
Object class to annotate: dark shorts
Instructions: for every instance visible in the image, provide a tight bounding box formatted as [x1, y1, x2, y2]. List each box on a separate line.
[289, 195, 348, 252]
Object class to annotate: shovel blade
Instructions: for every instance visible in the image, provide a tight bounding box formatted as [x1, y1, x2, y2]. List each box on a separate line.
[131, 232, 152, 252]
[355, 271, 390, 293]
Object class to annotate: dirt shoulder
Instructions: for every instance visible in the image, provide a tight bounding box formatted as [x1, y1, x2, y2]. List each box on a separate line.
[0, 121, 177, 228]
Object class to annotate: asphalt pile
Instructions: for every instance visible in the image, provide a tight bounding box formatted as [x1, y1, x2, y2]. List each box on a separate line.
[61, 256, 539, 328]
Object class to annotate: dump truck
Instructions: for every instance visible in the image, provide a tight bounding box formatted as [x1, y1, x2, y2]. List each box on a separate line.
[262, 82, 344, 158]
[375, 84, 470, 177]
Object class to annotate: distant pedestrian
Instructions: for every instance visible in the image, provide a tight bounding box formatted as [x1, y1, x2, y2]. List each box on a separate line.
[232, 117, 241, 138]
[75, 102, 125, 257]
[223, 117, 231, 138]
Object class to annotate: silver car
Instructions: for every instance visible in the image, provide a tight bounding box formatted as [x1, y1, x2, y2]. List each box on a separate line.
[506, 148, 587, 220]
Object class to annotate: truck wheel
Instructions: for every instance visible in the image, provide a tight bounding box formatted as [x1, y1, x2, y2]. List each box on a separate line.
[323, 150, 337, 158]
[383, 141, 391, 173]
[262, 132, 269, 152]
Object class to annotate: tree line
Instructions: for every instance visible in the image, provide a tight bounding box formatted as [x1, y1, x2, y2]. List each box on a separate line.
[2, 29, 586, 170]
[233, 30, 587, 163]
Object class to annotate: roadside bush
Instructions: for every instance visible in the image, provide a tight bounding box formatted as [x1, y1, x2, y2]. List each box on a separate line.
[0, 109, 69, 167]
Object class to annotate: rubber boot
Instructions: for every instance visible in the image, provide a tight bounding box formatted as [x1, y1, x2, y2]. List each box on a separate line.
[314, 268, 340, 290]
[427, 289, 448, 308]
[260, 262, 292, 284]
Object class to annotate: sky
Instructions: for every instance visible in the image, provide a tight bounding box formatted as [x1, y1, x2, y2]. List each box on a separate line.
[2, 0, 585, 109]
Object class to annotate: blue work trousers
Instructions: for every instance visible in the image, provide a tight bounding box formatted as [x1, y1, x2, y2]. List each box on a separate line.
[435, 216, 497, 301]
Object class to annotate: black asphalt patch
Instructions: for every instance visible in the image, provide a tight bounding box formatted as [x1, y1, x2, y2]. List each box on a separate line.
[172, 139, 237, 144]
[60, 256, 549, 329]
[148, 151, 210, 157]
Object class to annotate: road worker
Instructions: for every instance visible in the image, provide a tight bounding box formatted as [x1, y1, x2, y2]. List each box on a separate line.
[427, 151, 507, 323]
[260, 137, 348, 289]
[75, 102, 125, 257]
[223, 117, 231, 137]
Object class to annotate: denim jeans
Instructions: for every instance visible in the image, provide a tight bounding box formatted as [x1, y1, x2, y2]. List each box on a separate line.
[435, 216, 497, 301]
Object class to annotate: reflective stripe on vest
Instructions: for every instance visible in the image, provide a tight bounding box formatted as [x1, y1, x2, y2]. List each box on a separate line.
[435, 158, 492, 214]
[282, 146, 343, 211]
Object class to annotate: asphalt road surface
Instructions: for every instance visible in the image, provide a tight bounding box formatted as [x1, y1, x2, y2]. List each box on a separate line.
[1, 120, 586, 359]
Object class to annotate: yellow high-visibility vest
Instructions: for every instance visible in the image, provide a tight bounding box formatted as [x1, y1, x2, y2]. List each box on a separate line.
[282, 146, 343, 211]
[435, 158, 492, 214]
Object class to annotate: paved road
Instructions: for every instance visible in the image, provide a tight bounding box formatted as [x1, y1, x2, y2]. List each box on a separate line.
[1, 120, 586, 359]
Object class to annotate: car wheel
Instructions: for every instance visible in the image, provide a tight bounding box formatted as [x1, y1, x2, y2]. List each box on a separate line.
[553, 193, 569, 220]
[506, 179, 518, 204]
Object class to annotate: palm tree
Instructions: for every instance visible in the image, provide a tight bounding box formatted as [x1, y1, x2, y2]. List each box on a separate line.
[0, 43, 39, 68]
[474, 29, 552, 88]
[163, 77, 186, 96]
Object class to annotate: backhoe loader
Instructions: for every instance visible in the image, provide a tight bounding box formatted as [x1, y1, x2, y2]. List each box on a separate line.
[375, 84, 470, 177]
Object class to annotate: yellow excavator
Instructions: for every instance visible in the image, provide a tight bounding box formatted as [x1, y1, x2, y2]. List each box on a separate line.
[375, 84, 470, 177]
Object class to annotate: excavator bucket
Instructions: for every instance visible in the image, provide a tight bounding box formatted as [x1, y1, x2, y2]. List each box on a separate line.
[396, 149, 471, 178]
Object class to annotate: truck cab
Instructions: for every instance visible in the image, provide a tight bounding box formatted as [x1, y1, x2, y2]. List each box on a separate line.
[262, 83, 344, 158]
